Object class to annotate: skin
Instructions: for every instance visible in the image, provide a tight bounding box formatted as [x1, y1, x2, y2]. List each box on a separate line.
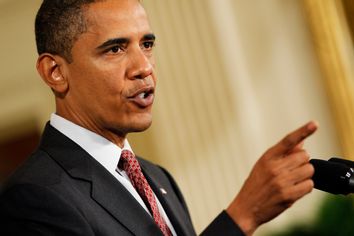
[36, 0, 318, 235]
[37, 0, 156, 148]
[227, 121, 318, 235]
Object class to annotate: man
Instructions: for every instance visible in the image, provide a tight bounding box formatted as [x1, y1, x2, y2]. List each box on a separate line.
[0, 0, 317, 235]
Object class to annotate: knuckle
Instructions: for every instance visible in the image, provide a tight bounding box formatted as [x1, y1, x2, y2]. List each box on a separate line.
[278, 189, 291, 202]
[282, 135, 295, 149]
[306, 163, 315, 176]
[300, 163, 315, 178]
[270, 178, 284, 192]
[305, 179, 314, 191]
[308, 180, 314, 191]
[268, 166, 280, 178]
[283, 192, 297, 204]
[293, 150, 309, 163]
[297, 154, 307, 164]
[279, 180, 314, 205]
[301, 151, 310, 161]
[297, 179, 314, 196]
[262, 150, 274, 161]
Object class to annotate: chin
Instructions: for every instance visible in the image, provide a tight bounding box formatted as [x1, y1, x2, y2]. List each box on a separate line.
[125, 113, 153, 133]
[131, 124, 152, 133]
[133, 119, 153, 132]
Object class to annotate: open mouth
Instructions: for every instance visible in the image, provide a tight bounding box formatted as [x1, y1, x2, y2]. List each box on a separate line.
[137, 89, 153, 99]
[128, 86, 155, 107]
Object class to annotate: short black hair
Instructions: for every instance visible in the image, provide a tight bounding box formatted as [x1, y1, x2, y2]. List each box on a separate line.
[35, 0, 100, 62]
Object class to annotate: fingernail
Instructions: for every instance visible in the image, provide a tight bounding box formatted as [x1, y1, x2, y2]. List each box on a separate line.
[307, 121, 318, 131]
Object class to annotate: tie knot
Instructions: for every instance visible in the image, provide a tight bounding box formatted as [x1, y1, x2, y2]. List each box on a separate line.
[120, 149, 135, 161]
[118, 150, 138, 171]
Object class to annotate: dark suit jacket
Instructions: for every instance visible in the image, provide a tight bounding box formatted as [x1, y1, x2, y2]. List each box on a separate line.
[0, 123, 244, 236]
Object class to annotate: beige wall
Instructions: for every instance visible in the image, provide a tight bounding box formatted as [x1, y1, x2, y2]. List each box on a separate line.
[0, 0, 342, 235]
[0, 0, 51, 141]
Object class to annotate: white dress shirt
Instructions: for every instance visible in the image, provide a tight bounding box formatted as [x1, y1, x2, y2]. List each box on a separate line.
[50, 113, 176, 235]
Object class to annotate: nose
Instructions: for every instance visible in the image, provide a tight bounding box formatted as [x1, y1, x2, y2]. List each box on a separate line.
[127, 48, 153, 80]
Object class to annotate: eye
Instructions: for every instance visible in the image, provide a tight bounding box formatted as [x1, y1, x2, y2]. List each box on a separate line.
[108, 45, 123, 54]
[142, 41, 155, 50]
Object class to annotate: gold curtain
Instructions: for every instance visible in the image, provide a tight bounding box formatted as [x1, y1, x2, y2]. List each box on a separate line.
[302, 0, 354, 160]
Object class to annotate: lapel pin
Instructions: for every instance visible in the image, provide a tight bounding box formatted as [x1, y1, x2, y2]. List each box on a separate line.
[160, 188, 167, 195]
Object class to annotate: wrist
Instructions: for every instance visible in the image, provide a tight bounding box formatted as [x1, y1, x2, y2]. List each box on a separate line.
[226, 201, 257, 236]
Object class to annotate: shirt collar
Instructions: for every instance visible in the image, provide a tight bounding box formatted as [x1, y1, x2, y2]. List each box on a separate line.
[50, 113, 133, 176]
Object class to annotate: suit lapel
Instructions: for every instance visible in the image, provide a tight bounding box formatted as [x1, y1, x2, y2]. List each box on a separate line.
[39, 123, 163, 236]
[89, 161, 163, 236]
[140, 161, 195, 236]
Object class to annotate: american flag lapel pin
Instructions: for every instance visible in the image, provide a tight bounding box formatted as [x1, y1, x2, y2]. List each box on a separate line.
[160, 187, 167, 195]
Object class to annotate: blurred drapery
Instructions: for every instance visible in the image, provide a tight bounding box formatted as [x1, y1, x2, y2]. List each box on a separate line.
[303, 0, 354, 160]
[0, 0, 350, 235]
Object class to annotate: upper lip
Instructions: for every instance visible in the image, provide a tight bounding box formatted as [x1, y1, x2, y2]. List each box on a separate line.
[128, 85, 155, 98]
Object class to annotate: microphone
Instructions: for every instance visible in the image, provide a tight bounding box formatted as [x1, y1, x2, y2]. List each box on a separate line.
[310, 159, 354, 195]
[329, 157, 354, 168]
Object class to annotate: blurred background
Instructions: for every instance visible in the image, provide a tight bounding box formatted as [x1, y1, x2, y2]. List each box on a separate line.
[1, 0, 354, 235]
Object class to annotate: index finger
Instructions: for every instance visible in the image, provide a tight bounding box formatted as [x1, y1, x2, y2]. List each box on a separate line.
[269, 121, 318, 156]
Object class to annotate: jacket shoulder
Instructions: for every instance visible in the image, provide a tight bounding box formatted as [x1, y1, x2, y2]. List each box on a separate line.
[2, 148, 63, 190]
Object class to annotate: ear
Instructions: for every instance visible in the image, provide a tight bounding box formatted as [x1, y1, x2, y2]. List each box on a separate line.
[36, 53, 69, 95]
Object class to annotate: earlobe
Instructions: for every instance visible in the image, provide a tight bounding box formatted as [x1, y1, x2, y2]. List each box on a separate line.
[36, 54, 69, 95]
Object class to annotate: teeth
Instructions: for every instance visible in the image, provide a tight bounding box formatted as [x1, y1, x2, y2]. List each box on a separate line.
[138, 92, 146, 99]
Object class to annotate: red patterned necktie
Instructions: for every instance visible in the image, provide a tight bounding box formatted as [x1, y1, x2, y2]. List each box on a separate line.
[118, 150, 172, 236]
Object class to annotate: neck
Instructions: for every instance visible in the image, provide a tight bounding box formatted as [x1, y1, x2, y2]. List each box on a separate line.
[55, 108, 126, 148]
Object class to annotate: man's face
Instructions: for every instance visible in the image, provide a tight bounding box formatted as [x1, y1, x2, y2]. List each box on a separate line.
[61, 0, 156, 141]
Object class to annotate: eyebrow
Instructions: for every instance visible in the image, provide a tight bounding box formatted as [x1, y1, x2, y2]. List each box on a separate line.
[96, 33, 156, 50]
[142, 33, 156, 41]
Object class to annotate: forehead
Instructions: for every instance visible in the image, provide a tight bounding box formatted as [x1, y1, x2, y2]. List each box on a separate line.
[83, 0, 151, 40]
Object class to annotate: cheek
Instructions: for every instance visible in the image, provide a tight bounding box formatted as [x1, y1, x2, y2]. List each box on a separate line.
[150, 58, 157, 84]
[67, 55, 131, 105]
[99, 71, 126, 97]
[73, 62, 125, 93]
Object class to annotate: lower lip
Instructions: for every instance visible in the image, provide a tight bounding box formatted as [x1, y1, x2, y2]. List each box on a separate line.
[128, 94, 154, 107]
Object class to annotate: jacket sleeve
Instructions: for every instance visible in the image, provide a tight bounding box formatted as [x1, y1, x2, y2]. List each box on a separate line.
[200, 210, 245, 236]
